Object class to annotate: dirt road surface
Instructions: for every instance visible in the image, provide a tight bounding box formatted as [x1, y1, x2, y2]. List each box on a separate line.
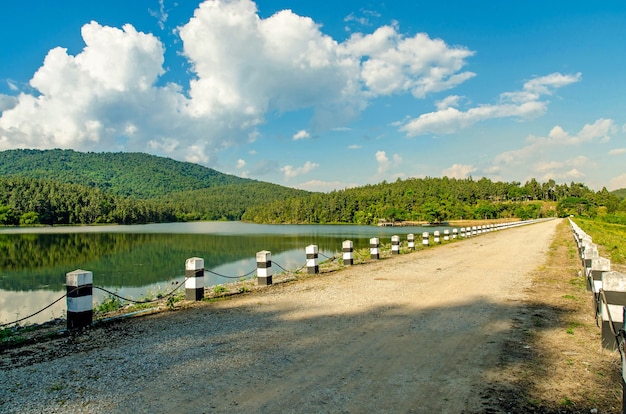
[1, 219, 560, 413]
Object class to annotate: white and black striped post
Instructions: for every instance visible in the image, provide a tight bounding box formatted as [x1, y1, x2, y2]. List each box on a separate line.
[452, 228, 458, 239]
[472, 226, 477, 236]
[407, 234, 415, 251]
[434, 231, 441, 244]
[443, 229, 450, 242]
[306, 244, 319, 274]
[256, 250, 272, 285]
[185, 257, 204, 301]
[370, 238, 380, 260]
[422, 231, 429, 246]
[343, 240, 354, 265]
[460, 227, 466, 238]
[391, 235, 400, 255]
[66, 269, 93, 330]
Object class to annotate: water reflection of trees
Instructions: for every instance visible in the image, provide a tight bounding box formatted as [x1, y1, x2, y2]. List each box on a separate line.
[0, 233, 372, 291]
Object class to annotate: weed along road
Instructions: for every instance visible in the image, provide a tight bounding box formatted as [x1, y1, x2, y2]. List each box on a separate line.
[1, 219, 561, 413]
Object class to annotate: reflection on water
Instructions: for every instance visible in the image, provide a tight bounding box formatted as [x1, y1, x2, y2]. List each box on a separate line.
[0, 221, 446, 324]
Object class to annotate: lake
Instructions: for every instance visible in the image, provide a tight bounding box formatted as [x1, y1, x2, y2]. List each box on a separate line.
[0, 221, 449, 325]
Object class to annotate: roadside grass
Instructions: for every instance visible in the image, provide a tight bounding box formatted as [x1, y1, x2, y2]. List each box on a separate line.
[490, 219, 622, 412]
[574, 217, 626, 266]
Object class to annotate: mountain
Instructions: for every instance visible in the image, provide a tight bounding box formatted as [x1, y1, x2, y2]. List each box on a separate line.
[0, 149, 309, 225]
[612, 188, 626, 200]
[0, 148, 253, 199]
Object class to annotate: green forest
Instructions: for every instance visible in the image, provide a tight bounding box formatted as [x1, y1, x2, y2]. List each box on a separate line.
[0, 149, 624, 226]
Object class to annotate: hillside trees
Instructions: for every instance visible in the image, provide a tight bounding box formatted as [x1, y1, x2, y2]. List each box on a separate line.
[0, 177, 176, 225]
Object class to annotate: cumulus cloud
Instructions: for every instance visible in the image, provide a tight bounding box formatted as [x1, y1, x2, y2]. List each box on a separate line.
[281, 161, 319, 179]
[609, 148, 626, 155]
[236, 159, 246, 168]
[375, 150, 402, 174]
[0, 94, 18, 112]
[609, 173, 626, 191]
[401, 72, 582, 137]
[436, 95, 462, 111]
[293, 130, 311, 140]
[343, 25, 475, 98]
[441, 163, 476, 179]
[489, 119, 612, 183]
[0, 0, 476, 167]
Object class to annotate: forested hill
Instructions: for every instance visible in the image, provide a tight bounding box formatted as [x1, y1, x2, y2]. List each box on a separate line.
[0, 149, 250, 199]
[0, 149, 309, 225]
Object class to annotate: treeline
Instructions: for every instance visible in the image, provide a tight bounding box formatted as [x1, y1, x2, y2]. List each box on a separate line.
[0, 177, 176, 225]
[0, 177, 309, 226]
[241, 177, 625, 225]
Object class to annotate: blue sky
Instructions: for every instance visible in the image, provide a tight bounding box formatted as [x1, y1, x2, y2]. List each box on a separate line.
[1, 1, 625, 192]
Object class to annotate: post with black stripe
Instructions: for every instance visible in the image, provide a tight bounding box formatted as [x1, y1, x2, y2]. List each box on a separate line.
[306, 244, 319, 274]
[343, 240, 354, 265]
[66, 269, 93, 330]
[370, 238, 380, 260]
[391, 235, 400, 255]
[407, 234, 415, 251]
[185, 257, 205, 301]
[257, 250, 273, 285]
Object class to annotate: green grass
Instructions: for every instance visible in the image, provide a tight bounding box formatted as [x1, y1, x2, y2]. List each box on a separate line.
[574, 217, 626, 265]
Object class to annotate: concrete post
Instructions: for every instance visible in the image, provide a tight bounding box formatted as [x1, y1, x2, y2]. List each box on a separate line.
[434, 231, 441, 244]
[452, 228, 458, 239]
[342, 240, 354, 265]
[185, 257, 205, 301]
[391, 235, 400, 255]
[256, 250, 272, 285]
[306, 244, 319, 274]
[600, 271, 626, 350]
[370, 238, 380, 260]
[460, 227, 466, 238]
[472, 226, 477, 236]
[422, 232, 429, 246]
[66, 269, 93, 330]
[407, 234, 415, 251]
[588, 256, 611, 294]
[443, 229, 450, 241]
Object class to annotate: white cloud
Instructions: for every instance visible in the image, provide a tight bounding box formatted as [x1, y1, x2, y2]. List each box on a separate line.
[401, 72, 582, 137]
[436, 95, 462, 111]
[609, 148, 626, 155]
[149, 0, 169, 30]
[0, 0, 476, 167]
[236, 159, 246, 168]
[281, 160, 319, 179]
[489, 119, 612, 183]
[441, 163, 476, 179]
[348, 144, 361, 149]
[375, 150, 402, 174]
[376, 150, 389, 173]
[608, 173, 626, 191]
[0, 94, 18, 112]
[343, 26, 475, 98]
[293, 130, 311, 140]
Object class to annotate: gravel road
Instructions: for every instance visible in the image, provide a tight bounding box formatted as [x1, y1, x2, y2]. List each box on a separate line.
[1, 219, 560, 413]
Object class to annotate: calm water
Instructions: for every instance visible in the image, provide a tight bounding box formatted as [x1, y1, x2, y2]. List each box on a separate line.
[0, 221, 449, 325]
